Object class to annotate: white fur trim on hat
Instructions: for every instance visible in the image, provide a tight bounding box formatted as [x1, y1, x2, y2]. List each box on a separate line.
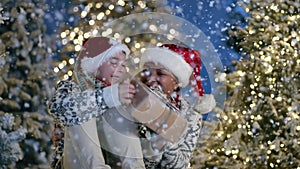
[140, 47, 193, 87]
[194, 94, 216, 114]
[81, 39, 130, 73]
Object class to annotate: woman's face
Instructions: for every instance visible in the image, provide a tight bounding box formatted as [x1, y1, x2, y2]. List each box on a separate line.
[140, 62, 179, 97]
[95, 52, 126, 86]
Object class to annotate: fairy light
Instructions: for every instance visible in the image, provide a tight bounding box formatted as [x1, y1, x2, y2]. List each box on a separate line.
[140, 48, 146, 52]
[256, 115, 262, 120]
[108, 4, 114, 10]
[105, 10, 111, 15]
[81, 11, 88, 18]
[54, 67, 59, 73]
[235, 81, 241, 86]
[117, 0, 125, 6]
[61, 32, 67, 38]
[275, 97, 282, 102]
[78, 35, 84, 42]
[83, 32, 91, 39]
[92, 29, 98, 36]
[135, 42, 141, 49]
[113, 33, 120, 39]
[87, 3, 93, 8]
[62, 39, 68, 45]
[272, 36, 280, 41]
[95, 2, 102, 8]
[67, 70, 73, 76]
[237, 70, 246, 76]
[97, 12, 105, 20]
[73, 39, 80, 45]
[265, 65, 273, 74]
[156, 42, 162, 46]
[89, 20, 95, 25]
[63, 74, 69, 80]
[124, 37, 131, 43]
[167, 34, 174, 40]
[249, 29, 255, 34]
[149, 25, 157, 32]
[70, 32, 76, 39]
[250, 103, 256, 108]
[133, 57, 140, 64]
[138, 1, 146, 8]
[264, 16, 269, 20]
[169, 28, 176, 34]
[69, 58, 75, 65]
[73, 6, 79, 12]
[148, 39, 156, 44]
[270, 4, 278, 11]
[74, 45, 81, 51]
[58, 63, 64, 69]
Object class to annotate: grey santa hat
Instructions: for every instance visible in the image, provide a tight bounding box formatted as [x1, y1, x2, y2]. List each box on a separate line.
[76, 36, 130, 74]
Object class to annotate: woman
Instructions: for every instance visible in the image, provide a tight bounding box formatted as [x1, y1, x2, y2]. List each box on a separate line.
[138, 44, 216, 168]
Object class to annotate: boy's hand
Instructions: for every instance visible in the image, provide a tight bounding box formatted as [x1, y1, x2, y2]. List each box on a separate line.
[119, 79, 135, 105]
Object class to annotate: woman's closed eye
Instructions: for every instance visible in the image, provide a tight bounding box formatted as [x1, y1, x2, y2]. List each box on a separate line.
[157, 70, 167, 76]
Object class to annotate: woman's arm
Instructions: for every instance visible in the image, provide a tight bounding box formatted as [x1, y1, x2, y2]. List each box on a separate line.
[48, 81, 109, 126]
[159, 114, 201, 169]
[142, 108, 202, 169]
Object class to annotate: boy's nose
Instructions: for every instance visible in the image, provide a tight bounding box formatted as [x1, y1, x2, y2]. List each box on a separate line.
[117, 66, 126, 73]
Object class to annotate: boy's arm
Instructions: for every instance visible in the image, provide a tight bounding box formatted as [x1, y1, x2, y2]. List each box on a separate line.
[48, 81, 117, 126]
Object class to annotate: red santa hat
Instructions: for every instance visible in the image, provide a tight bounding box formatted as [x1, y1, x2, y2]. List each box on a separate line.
[140, 44, 215, 113]
[161, 44, 204, 96]
[76, 36, 130, 74]
[140, 44, 204, 96]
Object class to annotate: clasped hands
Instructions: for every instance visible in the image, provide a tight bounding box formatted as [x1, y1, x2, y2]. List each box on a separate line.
[118, 79, 136, 105]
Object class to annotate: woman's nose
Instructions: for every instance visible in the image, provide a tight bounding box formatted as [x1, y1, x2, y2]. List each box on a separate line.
[147, 71, 161, 84]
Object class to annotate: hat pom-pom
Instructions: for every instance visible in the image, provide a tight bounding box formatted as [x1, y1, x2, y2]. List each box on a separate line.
[194, 94, 216, 114]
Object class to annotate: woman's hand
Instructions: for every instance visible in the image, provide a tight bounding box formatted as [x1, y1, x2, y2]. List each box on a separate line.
[118, 79, 136, 105]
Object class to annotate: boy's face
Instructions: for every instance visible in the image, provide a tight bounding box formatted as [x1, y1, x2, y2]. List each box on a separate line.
[140, 62, 179, 96]
[95, 52, 126, 85]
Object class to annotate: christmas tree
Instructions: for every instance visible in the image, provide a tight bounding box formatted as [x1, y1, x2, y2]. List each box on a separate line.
[53, 0, 172, 81]
[191, 0, 300, 168]
[0, 1, 56, 168]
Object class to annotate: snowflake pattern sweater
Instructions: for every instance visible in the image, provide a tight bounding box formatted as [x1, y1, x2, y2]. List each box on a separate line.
[48, 80, 202, 169]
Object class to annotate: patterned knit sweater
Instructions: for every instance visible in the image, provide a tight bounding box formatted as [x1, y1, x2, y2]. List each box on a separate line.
[48, 80, 202, 169]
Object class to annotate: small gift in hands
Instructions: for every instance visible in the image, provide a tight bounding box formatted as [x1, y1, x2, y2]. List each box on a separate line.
[125, 78, 188, 143]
